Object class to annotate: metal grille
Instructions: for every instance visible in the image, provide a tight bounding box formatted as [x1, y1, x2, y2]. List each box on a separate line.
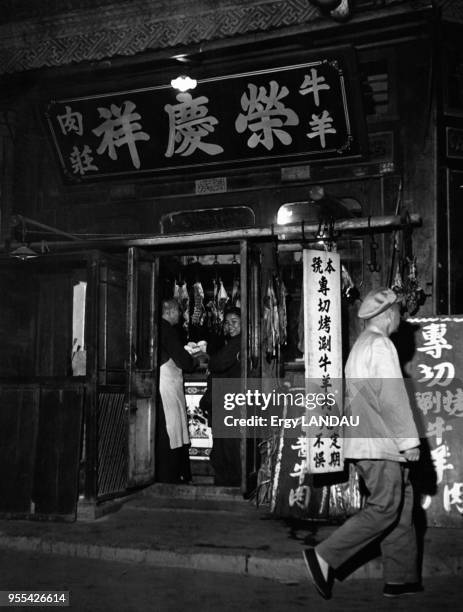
[97, 392, 127, 498]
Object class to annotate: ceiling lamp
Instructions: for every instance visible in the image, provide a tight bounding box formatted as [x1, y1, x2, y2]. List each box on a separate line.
[10, 216, 38, 261]
[171, 75, 197, 92]
[277, 207, 293, 226]
[10, 244, 38, 261]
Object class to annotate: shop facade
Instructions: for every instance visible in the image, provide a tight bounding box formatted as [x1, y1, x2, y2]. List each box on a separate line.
[0, 0, 462, 523]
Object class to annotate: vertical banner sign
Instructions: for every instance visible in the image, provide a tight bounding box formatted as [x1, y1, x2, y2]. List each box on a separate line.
[407, 316, 463, 527]
[303, 249, 343, 473]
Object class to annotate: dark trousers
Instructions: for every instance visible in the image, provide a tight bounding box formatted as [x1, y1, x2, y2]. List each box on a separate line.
[211, 438, 241, 487]
[317, 459, 418, 583]
[155, 399, 191, 484]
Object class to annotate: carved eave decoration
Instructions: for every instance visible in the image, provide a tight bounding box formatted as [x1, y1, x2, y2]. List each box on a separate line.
[439, 0, 463, 24]
[0, 0, 453, 77]
[0, 0, 323, 76]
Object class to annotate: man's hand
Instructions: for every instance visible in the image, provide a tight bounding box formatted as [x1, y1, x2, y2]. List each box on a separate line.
[402, 446, 420, 462]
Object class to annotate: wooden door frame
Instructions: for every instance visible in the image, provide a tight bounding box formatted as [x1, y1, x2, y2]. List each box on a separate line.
[126, 246, 159, 487]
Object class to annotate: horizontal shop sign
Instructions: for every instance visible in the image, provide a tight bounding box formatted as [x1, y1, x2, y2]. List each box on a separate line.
[44, 47, 366, 182]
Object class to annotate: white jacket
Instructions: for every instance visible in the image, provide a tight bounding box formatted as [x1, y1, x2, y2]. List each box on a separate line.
[343, 325, 420, 461]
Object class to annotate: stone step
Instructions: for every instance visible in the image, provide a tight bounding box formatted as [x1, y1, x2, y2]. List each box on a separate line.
[140, 482, 245, 503]
[125, 495, 251, 514]
[192, 475, 214, 485]
[191, 458, 215, 477]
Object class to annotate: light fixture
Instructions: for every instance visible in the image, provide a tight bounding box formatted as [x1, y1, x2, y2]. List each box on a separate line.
[170, 75, 197, 92]
[277, 208, 293, 225]
[10, 216, 38, 261]
[10, 244, 38, 261]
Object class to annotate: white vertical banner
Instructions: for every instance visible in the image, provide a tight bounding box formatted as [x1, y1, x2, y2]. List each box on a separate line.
[303, 248, 344, 473]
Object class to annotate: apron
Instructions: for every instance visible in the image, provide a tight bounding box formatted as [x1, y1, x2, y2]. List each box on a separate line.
[159, 358, 190, 449]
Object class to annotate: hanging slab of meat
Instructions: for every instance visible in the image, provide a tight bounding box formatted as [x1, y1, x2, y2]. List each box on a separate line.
[263, 278, 280, 360]
[206, 279, 219, 332]
[232, 278, 241, 308]
[173, 280, 180, 302]
[179, 281, 190, 332]
[192, 281, 206, 326]
[392, 263, 403, 292]
[341, 264, 360, 303]
[217, 279, 229, 324]
[404, 256, 426, 315]
[205, 299, 217, 331]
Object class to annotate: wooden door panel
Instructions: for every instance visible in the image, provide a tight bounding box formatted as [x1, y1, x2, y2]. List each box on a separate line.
[126, 248, 158, 488]
[0, 386, 39, 515]
[33, 387, 84, 518]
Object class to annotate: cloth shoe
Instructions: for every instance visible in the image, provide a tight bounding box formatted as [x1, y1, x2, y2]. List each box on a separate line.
[383, 582, 424, 597]
[302, 548, 333, 600]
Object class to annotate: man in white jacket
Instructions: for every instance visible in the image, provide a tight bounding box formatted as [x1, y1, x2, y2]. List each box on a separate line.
[303, 287, 422, 599]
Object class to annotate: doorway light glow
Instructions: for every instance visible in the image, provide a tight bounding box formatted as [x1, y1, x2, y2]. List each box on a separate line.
[277, 208, 293, 225]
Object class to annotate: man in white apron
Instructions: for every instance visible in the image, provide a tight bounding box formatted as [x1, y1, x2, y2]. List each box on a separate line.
[157, 299, 196, 483]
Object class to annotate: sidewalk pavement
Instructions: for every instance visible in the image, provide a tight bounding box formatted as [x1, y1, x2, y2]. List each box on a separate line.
[0, 484, 461, 584]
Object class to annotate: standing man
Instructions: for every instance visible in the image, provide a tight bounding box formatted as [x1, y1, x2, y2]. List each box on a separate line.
[303, 287, 422, 599]
[199, 307, 242, 486]
[157, 298, 196, 483]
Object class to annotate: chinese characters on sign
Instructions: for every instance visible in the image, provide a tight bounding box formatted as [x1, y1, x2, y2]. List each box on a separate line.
[270, 249, 343, 518]
[164, 93, 224, 158]
[235, 80, 299, 150]
[271, 407, 330, 520]
[302, 249, 343, 475]
[46, 51, 365, 181]
[408, 317, 463, 525]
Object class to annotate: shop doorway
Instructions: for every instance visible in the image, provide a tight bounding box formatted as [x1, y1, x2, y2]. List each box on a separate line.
[156, 249, 245, 486]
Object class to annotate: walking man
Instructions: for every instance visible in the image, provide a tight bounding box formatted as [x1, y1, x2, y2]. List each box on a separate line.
[303, 287, 422, 599]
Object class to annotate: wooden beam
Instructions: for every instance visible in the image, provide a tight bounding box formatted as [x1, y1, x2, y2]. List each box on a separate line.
[8, 213, 421, 254]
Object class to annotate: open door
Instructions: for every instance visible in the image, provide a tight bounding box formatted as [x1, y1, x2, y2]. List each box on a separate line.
[82, 250, 157, 505]
[126, 247, 158, 488]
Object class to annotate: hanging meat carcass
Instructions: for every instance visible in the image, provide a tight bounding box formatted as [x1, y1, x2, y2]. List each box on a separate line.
[192, 281, 206, 326]
[341, 265, 360, 303]
[178, 281, 190, 333]
[231, 278, 241, 308]
[173, 279, 180, 302]
[205, 279, 219, 333]
[217, 279, 229, 326]
[263, 277, 280, 361]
